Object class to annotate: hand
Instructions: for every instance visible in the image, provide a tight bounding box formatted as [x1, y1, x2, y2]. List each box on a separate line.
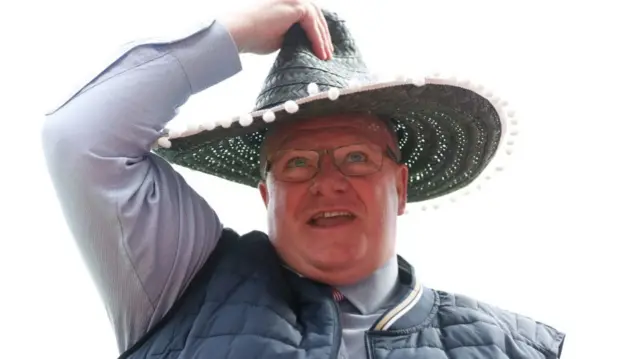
[219, 0, 334, 60]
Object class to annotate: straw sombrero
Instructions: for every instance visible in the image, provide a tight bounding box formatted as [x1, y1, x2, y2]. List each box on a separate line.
[154, 10, 516, 206]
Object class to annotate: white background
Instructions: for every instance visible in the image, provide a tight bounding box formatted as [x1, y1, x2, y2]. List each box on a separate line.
[1, 0, 638, 358]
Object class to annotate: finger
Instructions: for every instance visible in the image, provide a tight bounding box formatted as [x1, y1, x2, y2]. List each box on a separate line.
[311, 3, 333, 59]
[298, 3, 327, 59]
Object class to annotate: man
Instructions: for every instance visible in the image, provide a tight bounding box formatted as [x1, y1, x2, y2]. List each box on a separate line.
[42, 0, 565, 358]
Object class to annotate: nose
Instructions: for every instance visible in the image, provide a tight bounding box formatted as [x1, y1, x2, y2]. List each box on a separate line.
[309, 153, 349, 195]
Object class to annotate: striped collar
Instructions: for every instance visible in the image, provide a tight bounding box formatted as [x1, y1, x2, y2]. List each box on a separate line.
[282, 255, 436, 331]
[370, 256, 437, 331]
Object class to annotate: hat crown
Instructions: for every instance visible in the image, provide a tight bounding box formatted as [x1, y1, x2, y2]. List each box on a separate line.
[157, 10, 505, 205]
[254, 10, 371, 110]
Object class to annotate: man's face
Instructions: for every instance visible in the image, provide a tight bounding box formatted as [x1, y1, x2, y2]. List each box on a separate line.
[258, 114, 408, 285]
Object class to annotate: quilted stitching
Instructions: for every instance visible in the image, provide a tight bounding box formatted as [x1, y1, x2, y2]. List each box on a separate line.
[122, 230, 565, 359]
[366, 292, 564, 359]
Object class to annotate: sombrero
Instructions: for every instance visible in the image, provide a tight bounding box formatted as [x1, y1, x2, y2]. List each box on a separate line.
[154, 10, 517, 207]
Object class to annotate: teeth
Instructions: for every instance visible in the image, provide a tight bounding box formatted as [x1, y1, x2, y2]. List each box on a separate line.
[313, 211, 352, 219]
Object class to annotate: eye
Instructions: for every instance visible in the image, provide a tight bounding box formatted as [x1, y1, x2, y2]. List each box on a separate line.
[286, 157, 310, 168]
[346, 151, 368, 163]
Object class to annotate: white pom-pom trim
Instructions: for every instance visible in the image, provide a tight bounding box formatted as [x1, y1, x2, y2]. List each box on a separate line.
[239, 114, 253, 127]
[201, 121, 216, 131]
[307, 82, 319, 96]
[262, 110, 276, 123]
[156, 76, 518, 213]
[399, 75, 518, 213]
[218, 117, 233, 128]
[284, 100, 299, 113]
[328, 87, 340, 100]
[157, 137, 171, 148]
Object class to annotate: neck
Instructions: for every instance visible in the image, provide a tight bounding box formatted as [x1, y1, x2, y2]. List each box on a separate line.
[336, 254, 399, 314]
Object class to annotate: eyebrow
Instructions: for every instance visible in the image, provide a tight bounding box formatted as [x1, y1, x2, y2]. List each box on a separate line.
[260, 118, 401, 168]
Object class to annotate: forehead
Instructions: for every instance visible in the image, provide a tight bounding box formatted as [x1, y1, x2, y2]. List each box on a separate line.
[264, 113, 394, 150]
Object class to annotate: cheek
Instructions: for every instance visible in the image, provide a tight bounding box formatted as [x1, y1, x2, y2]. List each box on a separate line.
[357, 177, 397, 218]
[268, 180, 306, 223]
[377, 186, 397, 219]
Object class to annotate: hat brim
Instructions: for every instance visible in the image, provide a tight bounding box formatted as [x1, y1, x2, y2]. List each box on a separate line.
[154, 77, 514, 204]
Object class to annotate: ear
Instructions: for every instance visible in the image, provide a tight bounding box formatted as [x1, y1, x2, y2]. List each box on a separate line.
[396, 164, 408, 215]
[258, 180, 269, 208]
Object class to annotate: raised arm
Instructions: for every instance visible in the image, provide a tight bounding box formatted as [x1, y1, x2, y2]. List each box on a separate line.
[41, 20, 242, 352]
[41, 1, 333, 353]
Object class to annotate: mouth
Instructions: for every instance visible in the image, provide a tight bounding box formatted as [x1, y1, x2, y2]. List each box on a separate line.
[307, 211, 356, 228]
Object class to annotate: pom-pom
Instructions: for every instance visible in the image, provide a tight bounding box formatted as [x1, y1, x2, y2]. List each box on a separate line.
[239, 114, 253, 127]
[401, 77, 520, 214]
[307, 83, 319, 95]
[219, 117, 232, 128]
[284, 100, 299, 113]
[262, 110, 276, 123]
[202, 122, 216, 131]
[328, 88, 340, 100]
[157, 137, 171, 148]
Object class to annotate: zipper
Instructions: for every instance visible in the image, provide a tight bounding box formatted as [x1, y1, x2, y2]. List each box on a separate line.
[329, 295, 343, 359]
[364, 332, 373, 359]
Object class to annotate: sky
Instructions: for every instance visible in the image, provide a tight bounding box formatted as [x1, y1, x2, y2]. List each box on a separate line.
[1, 0, 639, 358]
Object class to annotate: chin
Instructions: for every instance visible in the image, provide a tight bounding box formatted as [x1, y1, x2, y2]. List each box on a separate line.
[281, 246, 376, 286]
[308, 250, 369, 276]
[308, 262, 370, 286]
[311, 252, 358, 269]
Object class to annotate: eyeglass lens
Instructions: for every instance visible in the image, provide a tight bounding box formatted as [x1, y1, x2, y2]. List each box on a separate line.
[270, 143, 385, 182]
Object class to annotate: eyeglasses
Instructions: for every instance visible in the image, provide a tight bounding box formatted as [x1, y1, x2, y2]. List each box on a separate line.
[263, 143, 399, 182]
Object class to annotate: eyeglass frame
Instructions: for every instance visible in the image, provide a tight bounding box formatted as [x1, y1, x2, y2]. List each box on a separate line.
[260, 143, 401, 182]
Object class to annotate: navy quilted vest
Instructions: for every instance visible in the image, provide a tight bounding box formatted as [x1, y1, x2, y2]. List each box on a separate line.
[120, 229, 565, 359]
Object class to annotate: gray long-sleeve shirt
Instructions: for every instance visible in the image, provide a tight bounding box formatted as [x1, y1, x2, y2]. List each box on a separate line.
[42, 19, 400, 359]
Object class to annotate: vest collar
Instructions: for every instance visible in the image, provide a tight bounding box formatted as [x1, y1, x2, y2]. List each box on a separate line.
[369, 255, 437, 332]
[282, 253, 436, 331]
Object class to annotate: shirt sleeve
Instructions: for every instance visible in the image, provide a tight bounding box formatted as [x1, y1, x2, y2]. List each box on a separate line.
[41, 19, 242, 353]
